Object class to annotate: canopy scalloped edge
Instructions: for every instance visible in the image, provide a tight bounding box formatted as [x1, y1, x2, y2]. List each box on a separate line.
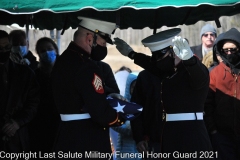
[1, 2, 240, 15]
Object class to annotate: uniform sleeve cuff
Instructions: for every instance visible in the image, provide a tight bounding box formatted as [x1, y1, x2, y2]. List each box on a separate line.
[128, 51, 136, 59]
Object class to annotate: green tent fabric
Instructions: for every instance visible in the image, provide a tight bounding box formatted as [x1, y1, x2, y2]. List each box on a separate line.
[0, 0, 240, 30]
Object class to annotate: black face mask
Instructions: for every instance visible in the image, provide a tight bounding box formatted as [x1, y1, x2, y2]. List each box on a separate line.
[0, 51, 10, 64]
[90, 44, 107, 61]
[156, 55, 175, 73]
[220, 51, 240, 74]
[225, 52, 240, 65]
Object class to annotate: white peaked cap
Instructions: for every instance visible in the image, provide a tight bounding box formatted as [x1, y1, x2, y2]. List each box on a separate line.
[78, 16, 117, 35]
[142, 28, 181, 52]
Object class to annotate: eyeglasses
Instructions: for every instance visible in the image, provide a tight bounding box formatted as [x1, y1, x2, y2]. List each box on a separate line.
[222, 48, 239, 54]
[203, 33, 215, 37]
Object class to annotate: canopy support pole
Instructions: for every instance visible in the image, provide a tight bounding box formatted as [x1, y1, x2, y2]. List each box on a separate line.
[116, 10, 121, 29]
[61, 14, 69, 35]
[56, 30, 61, 53]
[26, 15, 29, 40]
[50, 30, 61, 53]
[50, 30, 54, 39]
[153, 10, 158, 35]
[214, 8, 221, 28]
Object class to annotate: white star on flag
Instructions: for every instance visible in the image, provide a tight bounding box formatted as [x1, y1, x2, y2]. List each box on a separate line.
[113, 102, 125, 113]
[137, 108, 143, 111]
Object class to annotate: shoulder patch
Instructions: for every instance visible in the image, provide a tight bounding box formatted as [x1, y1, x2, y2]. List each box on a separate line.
[92, 73, 104, 94]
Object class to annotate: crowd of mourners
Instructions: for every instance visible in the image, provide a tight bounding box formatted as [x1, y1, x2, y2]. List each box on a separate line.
[0, 19, 239, 160]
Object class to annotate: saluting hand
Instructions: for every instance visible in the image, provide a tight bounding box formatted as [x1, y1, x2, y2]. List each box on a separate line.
[114, 38, 133, 57]
[172, 36, 193, 60]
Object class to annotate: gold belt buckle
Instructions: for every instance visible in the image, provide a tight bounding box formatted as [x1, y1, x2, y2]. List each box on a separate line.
[162, 112, 166, 121]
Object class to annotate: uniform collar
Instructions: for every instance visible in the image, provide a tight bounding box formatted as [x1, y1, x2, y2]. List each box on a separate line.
[68, 41, 91, 59]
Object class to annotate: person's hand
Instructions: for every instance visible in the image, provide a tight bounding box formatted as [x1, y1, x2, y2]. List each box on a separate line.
[2, 119, 20, 137]
[136, 141, 148, 153]
[172, 36, 193, 60]
[10, 52, 30, 65]
[108, 93, 128, 102]
[113, 38, 133, 56]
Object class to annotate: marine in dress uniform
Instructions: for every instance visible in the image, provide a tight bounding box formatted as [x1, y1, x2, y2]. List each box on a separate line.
[51, 17, 125, 159]
[114, 29, 213, 159]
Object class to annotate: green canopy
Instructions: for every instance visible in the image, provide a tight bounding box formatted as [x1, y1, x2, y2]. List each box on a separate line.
[0, 0, 240, 30]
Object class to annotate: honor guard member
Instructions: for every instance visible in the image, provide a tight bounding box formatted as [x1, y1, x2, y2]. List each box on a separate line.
[51, 17, 125, 157]
[114, 29, 213, 159]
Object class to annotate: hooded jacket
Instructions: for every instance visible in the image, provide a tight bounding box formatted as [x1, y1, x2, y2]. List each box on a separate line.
[124, 72, 138, 101]
[204, 28, 240, 140]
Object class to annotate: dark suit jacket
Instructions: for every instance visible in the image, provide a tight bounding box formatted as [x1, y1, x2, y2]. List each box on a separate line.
[191, 44, 203, 61]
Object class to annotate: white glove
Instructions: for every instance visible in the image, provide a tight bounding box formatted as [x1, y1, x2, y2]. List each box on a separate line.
[172, 36, 193, 60]
[113, 38, 133, 56]
[136, 140, 148, 153]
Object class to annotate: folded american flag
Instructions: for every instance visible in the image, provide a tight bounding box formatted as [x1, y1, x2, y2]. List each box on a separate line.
[106, 96, 143, 120]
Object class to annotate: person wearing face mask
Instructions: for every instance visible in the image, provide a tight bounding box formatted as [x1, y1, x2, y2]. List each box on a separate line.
[0, 30, 40, 152]
[51, 17, 128, 157]
[204, 28, 240, 160]
[28, 37, 60, 153]
[36, 37, 59, 75]
[114, 28, 212, 159]
[9, 30, 38, 70]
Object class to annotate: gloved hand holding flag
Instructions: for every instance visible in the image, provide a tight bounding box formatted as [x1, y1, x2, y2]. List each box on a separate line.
[106, 96, 143, 121]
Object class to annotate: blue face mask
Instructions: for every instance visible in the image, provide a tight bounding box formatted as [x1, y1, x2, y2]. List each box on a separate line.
[40, 50, 57, 64]
[11, 46, 28, 57]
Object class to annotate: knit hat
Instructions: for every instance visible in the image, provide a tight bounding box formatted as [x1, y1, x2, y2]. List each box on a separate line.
[200, 24, 217, 39]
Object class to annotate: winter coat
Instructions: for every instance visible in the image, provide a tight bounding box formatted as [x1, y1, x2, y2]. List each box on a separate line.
[204, 28, 240, 140]
[24, 50, 39, 71]
[29, 68, 60, 152]
[124, 72, 138, 101]
[191, 44, 203, 61]
[0, 59, 39, 152]
[205, 62, 240, 140]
